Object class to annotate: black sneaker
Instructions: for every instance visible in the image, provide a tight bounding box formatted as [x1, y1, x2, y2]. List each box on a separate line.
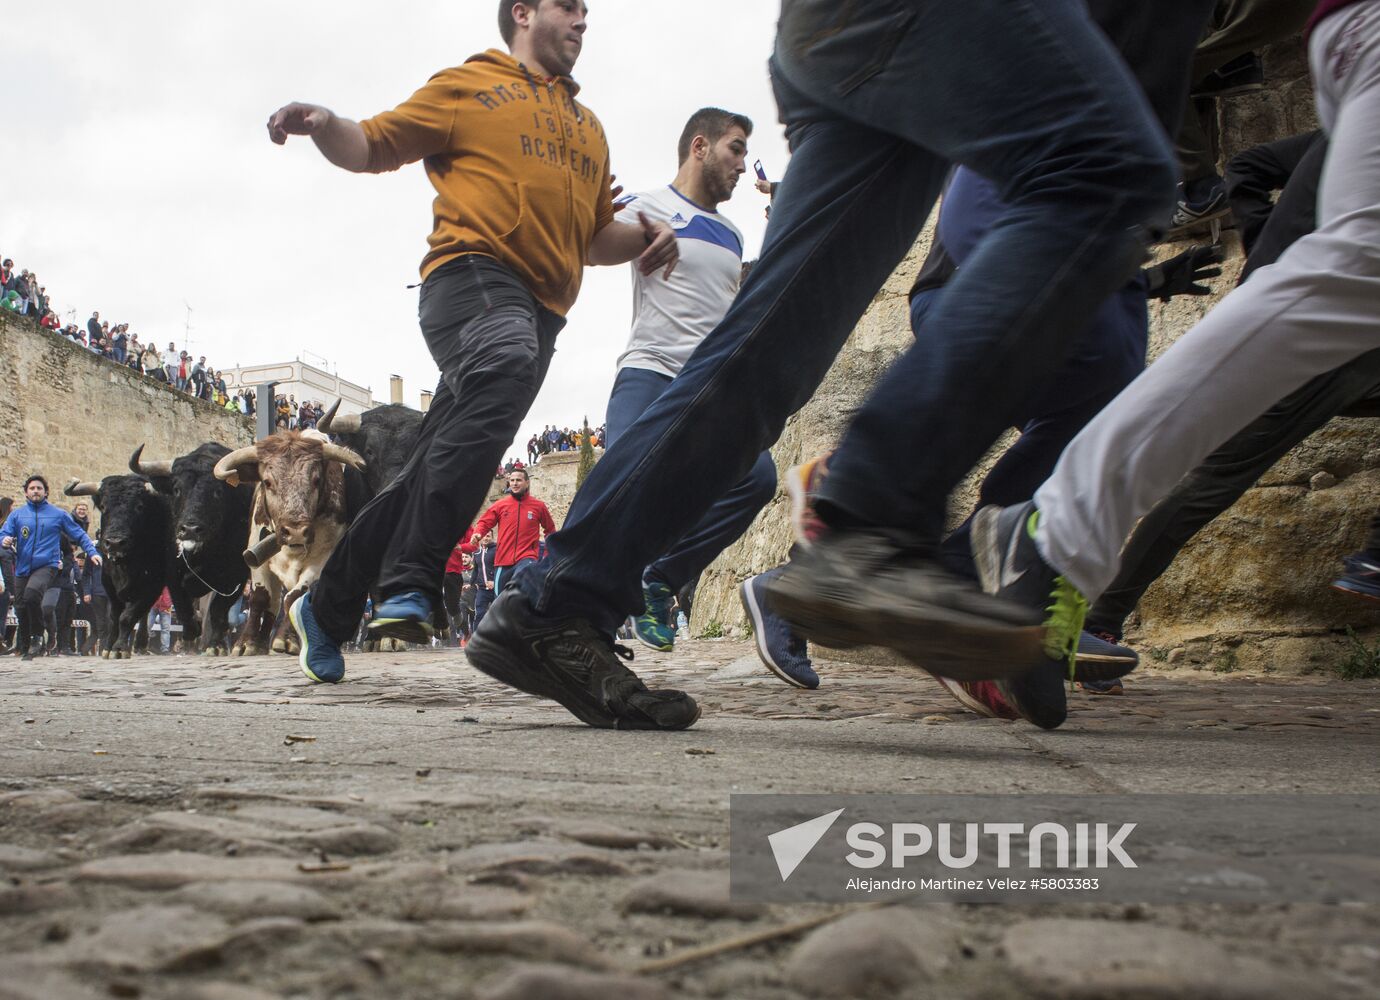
[1166, 177, 1229, 239]
[465, 590, 701, 731]
[969, 502, 1089, 730]
[763, 529, 1048, 682]
[1191, 53, 1264, 99]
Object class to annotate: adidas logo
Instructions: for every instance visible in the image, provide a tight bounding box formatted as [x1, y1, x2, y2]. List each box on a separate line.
[768, 808, 844, 881]
[669, 212, 686, 224]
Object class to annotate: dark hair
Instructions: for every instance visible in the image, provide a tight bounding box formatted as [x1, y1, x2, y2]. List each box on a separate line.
[498, 0, 542, 46]
[509, 468, 530, 480]
[677, 107, 753, 165]
[23, 475, 48, 493]
[0, 497, 12, 519]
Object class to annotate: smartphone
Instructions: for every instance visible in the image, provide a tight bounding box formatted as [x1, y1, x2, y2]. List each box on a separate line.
[753, 159, 767, 181]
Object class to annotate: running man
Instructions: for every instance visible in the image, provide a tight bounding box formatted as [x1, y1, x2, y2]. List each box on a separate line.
[0, 476, 100, 660]
[470, 469, 554, 594]
[466, 1, 1203, 729]
[270, 2, 695, 729]
[968, 0, 1380, 728]
[601, 106, 816, 687]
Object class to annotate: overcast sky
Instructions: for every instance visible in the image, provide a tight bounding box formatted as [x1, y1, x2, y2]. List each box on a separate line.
[3, 2, 789, 458]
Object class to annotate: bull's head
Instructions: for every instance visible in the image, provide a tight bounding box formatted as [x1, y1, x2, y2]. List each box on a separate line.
[64, 475, 162, 561]
[212, 433, 364, 548]
[133, 443, 237, 557]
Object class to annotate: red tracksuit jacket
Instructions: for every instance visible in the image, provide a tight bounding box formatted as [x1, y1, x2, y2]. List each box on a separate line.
[471, 494, 554, 567]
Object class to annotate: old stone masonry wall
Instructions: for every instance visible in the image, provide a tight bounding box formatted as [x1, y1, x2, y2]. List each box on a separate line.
[0, 311, 253, 525]
[690, 38, 1380, 674]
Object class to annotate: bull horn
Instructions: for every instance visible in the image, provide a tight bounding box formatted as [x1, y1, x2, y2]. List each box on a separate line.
[322, 443, 367, 472]
[213, 445, 262, 487]
[63, 478, 100, 497]
[243, 532, 281, 569]
[129, 443, 173, 477]
[319, 399, 361, 435]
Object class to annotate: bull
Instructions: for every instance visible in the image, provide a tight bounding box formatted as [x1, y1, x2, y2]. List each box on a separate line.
[317, 399, 422, 497]
[130, 442, 256, 655]
[63, 475, 171, 659]
[213, 431, 366, 654]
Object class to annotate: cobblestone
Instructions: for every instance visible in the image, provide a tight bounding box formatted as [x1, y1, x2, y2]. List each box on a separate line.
[0, 642, 1376, 998]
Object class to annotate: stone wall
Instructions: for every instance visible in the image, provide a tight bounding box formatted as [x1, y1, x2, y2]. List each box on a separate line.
[0, 311, 254, 525]
[691, 38, 1380, 674]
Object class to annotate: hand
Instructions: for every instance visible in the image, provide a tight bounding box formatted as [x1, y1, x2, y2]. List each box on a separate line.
[609, 173, 624, 203]
[754, 177, 773, 195]
[1146, 243, 1225, 301]
[267, 102, 333, 145]
[1, 537, 12, 549]
[636, 212, 678, 280]
[471, 534, 482, 548]
[89, 554, 102, 567]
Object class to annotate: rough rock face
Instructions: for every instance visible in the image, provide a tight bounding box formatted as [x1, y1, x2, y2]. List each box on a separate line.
[691, 38, 1380, 673]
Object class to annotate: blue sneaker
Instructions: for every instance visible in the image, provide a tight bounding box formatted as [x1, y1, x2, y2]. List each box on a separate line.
[1074, 629, 1139, 683]
[1332, 553, 1380, 604]
[289, 592, 345, 684]
[633, 578, 676, 652]
[740, 568, 819, 689]
[368, 590, 435, 644]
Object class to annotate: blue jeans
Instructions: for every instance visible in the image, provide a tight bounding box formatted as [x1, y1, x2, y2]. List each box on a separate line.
[606, 367, 776, 592]
[516, 0, 1176, 634]
[493, 556, 536, 594]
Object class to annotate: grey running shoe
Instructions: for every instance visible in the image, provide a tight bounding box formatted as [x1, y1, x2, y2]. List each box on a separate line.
[763, 529, 1046, 682]
[466, 590, 700, 731]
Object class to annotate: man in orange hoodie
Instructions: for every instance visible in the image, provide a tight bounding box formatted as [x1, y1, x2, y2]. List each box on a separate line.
[268, 3, 692, 723]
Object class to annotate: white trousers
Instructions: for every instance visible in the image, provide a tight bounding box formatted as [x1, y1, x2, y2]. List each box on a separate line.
[1035, 0, 1380, 600]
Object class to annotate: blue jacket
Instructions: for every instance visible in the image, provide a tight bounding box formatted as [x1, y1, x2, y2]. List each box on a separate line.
[0, 500, 99, 576]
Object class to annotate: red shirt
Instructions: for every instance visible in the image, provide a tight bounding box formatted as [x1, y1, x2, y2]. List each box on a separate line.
[471, 493, 554, 567]
[445, 523, 477, 574]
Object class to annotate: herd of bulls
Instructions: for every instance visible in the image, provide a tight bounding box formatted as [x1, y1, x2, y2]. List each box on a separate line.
[62, 401, 423, 659]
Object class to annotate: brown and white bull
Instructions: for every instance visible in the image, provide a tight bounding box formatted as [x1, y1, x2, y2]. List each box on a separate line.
[213, 431, 366, 654]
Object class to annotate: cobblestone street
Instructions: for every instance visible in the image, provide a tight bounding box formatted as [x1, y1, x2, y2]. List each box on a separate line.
[3, 641, 1379, 999]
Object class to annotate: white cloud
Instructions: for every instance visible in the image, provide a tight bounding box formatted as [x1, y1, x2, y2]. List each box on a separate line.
[2, 1, 788, 461]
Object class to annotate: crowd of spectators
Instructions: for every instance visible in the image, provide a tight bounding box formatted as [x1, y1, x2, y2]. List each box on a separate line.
[276, 396, 327, 431]
[525, 424, 605, 465]
[1, 252, 256, 415]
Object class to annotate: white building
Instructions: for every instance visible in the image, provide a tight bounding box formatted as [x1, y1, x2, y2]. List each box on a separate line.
[220, 358, 375, 416]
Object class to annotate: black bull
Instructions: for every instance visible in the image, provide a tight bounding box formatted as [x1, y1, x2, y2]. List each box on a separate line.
[62, 475, 170, 659]
[130, 442, 255, 654]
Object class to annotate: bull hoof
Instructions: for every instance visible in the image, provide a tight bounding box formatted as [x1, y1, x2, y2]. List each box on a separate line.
[382, 637, 406, 652]
[363, 639, 379, 653]
[100, 650, 112, 660]
[284, 637, 300, 656]
[271, 640, 288, 654]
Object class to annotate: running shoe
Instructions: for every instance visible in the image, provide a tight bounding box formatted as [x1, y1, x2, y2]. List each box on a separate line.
[466, 590, 700, 730]
[970, 501, 1087, 730]
[932, 676, 1018, 720]
[740, 567, 819, 689]
[289, 591, 345, 684]
[1332, 553, 1380, 604]
[1076, 628, 1139, 669]
[1166, 177, 1229, 239]
[1079, 677, 1125, 695]
[633, 579, 676, 652]
[786, 452, 831, 550]
[368, 590, 435, 644]
[764, 529, 1046, 681]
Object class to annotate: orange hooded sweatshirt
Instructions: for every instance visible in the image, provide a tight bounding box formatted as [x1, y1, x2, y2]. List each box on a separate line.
[359, 49, 615, 316]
